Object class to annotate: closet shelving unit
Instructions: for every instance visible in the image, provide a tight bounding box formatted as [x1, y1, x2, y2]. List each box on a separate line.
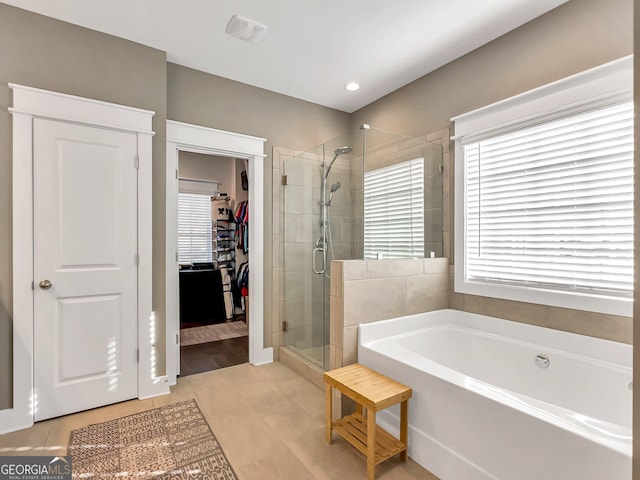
[213, 218, 235, 273]
[212, 197, 238, 321]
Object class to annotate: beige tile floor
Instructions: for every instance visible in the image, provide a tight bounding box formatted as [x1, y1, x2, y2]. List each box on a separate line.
[0, 362, 439, 480]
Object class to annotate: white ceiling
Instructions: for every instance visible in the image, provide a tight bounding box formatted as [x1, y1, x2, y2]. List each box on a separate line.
[3, 0, 569, 113]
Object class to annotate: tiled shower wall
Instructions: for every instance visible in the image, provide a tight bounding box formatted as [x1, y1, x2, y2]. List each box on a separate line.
[359, 131, 446, 258]
[329, 258, 449, 371]
[273, 128, 449, 364]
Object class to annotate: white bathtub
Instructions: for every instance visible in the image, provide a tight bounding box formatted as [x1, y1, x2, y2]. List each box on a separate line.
[357, 309, 631, 480]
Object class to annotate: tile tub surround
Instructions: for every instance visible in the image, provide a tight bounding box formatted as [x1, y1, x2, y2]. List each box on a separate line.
[329, 258, 449, 373]
[447, 265, 633, 344]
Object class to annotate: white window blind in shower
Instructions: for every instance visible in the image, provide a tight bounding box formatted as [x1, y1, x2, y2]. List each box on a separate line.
[178, 193, 213, 263]
[364, 158, 424, 259]
[463, 100, 634, 300]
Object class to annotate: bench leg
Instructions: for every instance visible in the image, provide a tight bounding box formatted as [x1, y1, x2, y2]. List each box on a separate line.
[325, 384, 333, 444]
[400, 400, 408, 462]
[367, 410, 376, 480]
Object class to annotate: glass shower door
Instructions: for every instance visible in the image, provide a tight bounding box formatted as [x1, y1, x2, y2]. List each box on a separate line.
[280, 125, 443, 371]
[281, 133, 358, 370]
[282, 145, 327, 368]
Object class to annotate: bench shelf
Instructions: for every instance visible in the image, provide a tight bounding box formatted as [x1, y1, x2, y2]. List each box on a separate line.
[324, 363, 412, 480]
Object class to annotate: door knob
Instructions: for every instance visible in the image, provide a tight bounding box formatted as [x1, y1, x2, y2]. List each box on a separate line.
[39, 279, 53, 290]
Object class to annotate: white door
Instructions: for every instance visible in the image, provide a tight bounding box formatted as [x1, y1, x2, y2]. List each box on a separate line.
[33, 118, 139, 421]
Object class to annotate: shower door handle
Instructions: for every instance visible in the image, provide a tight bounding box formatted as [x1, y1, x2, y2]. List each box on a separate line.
[312, 247, 325, 274]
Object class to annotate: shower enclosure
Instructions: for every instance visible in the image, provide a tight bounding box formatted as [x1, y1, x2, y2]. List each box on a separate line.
[280, 126, 443, 369]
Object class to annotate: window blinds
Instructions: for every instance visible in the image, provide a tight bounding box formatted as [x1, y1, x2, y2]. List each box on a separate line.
[364, 158, 424, 259]
[178, 193, 212, 263]
[463, 101, 634, 298]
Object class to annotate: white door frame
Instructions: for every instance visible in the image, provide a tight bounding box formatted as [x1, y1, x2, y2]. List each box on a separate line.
[166, 120, 273, 385]
[1, 84, 168, 435]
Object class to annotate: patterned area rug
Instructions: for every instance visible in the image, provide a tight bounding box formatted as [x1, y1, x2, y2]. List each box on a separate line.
[180, 320, 248, 346]
[68, 400, 237, 480]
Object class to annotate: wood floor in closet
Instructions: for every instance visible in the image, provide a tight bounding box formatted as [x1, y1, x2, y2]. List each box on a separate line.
[179, 335, 249, 377]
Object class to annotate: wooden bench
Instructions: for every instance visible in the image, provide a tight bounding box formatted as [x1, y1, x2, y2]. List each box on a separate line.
[324, 363, 412, 480]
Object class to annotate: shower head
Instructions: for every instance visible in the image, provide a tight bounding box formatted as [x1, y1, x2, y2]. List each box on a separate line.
[326, 181, 342, 206]
[325, 146, 352, 179]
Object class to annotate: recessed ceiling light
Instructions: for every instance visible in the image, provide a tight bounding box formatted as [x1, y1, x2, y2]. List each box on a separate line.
[344, 82, 360, 91]
[226, 14, 268, 44]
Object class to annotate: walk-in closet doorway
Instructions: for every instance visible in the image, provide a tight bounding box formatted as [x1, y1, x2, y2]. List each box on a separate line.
[166, 120, 273, 386]
[176, 151, 250, 376]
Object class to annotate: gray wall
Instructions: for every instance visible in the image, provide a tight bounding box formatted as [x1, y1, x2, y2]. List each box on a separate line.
[0, 3, 168, 410]
[352, 0, 634, 343]
[352, 0, 632, 136]
[179, 151, 235, 193]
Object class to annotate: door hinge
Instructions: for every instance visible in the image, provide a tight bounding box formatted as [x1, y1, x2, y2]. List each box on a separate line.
[282, 320, 288, 332]
[135, 253, 140, 266]
[175, 251, 179, 262]
[176, 333, 180, 345]
[281, 175, 288, 186]
[31, 281, 34, 290]
[135, 154, 140, 169]
[175, 169, 178, 179]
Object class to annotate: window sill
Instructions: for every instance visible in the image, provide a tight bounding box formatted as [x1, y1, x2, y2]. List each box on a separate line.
[454, 275, 632, 317]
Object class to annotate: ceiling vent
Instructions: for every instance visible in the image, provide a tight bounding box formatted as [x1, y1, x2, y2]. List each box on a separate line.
[225, 15, 268, 44]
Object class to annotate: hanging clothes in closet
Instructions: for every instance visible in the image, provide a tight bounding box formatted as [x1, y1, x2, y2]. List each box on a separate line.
[235, 262, 249, 311]
[235, 200, 249, 254]
[237, 262, 249, 296]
